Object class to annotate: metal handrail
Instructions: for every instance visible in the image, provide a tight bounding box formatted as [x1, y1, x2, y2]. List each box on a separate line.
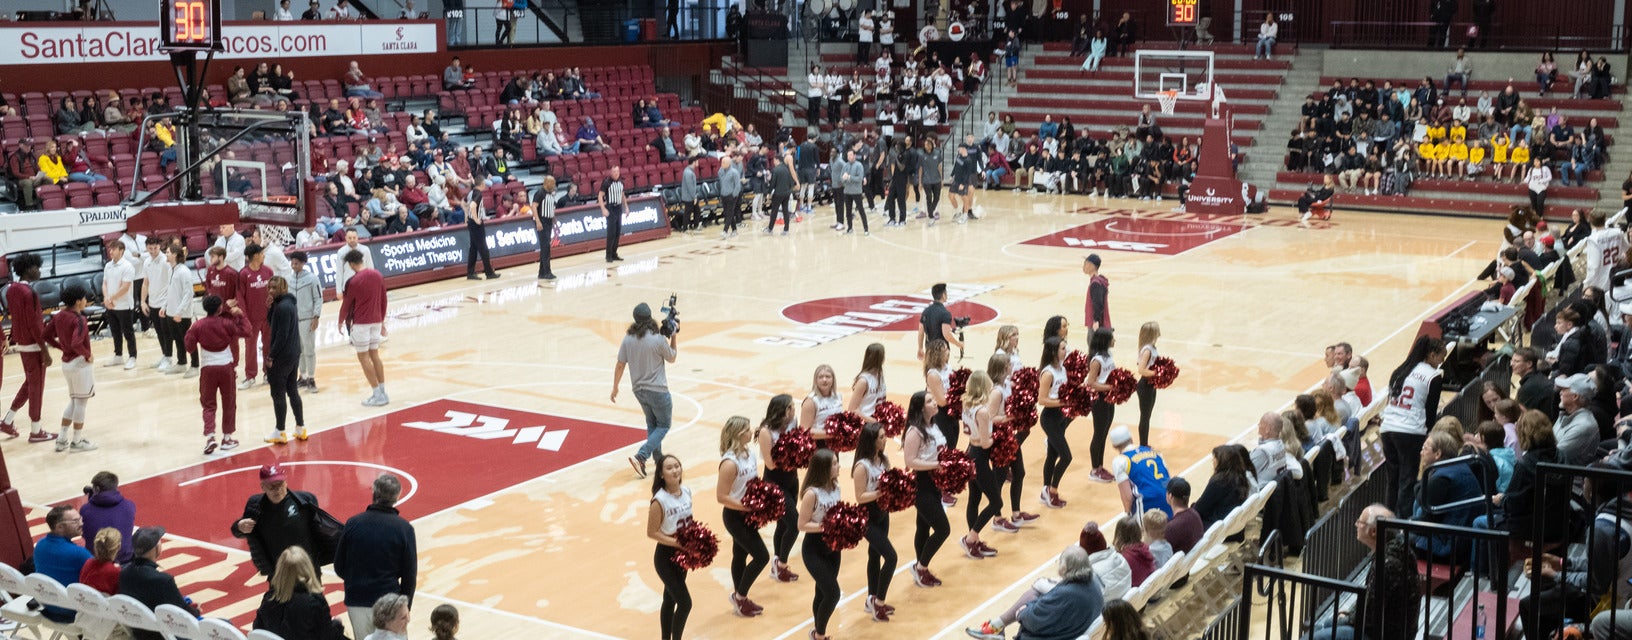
[1330, 20, 1629, 52]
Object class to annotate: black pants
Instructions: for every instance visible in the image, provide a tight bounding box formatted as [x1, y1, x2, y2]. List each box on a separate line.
[764, 468, 800, 560]
[803, 532, 841, 635]
[721, 507, 769, 598]
[268, 358, 303, 432]
[107, 309, 136, 359]
[844, 194, 867, 231]
[827, 99, 842, 127]
[654, 545, 691, 640]
[850, 100, 864, 123]
[720, 194, 741, 232]
[495, 18, 513, 44]
[605, 203, 624, 259]
[924, 183, 942, 217]
[132, 280, 149, 331]
[934, 409, 960, 452]
[864, 503, 896, 600]
[767, 193, 791, 232]
[152, 311, 173, 359]
[1428, 20, 1450, 48]
[1382, 431, 1428, 514]
[538, 228, 554, 278]
[1136, 379, 1156, 446]
[833, 189, 847, 226]
[966, 445, 1004, 531]
[1040, 407, 1072, 487]
[1090, 398, 1114, 469]
[913, 471, 950, 566]
[467, 221, 495, 276]
[167, 317, 194, 366]
[807, 97, 821, 127]
[1529, 189, 1546, 216]
[885, 182, 907, 223]
[1009, 428, 1031, 507]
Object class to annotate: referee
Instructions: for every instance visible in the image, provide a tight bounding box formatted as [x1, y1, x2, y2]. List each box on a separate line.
[599, 166, 626, 262]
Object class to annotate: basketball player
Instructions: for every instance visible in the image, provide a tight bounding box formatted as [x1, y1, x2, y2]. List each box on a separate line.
[647, 454, 693, 640]
[237, 245, 274, 389]
[44, 286, 96, 452]
[100, 242, 138, 370]
[0, 253, 55, 443]
[1134, 321, 1163, 447]
[204, 247, 239, 305]
[1083, 253, 1111, 331]
[1110, 426, 1171, 516]
[1581, 208, 1628, 292]
[799, 449, 844, 640]
[1378, 335, 1447, 514]
[187, 295, 251, 455]
[337, 250, 390, 407]
[903, 391, 949, 587]
[333, 229, 375, 296]
[960, 371, 1007, 560]
[851, 422, 897, 622]
[715, 417, 767, 618]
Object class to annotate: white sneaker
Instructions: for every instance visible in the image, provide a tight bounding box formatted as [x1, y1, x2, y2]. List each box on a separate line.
[238, 377, 257, 390]
[1300, 211, 1312, 223]
[123, 358, 136, 370]
[362, 391, 386, 407]
[102, 356, 125, 368]
[376, 389, 390, 405]
[152, 357, 170, 370]
[265, 431, 289, 444]
[69, 439, 97, 453]
[184, 367, 200, 379]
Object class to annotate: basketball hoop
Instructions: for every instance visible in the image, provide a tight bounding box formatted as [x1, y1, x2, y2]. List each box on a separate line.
[1157, 90, 1180, 116]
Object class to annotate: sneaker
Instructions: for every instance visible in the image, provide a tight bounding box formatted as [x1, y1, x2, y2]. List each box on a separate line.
[265, 431, 289, 445]
[729, 593, 754, 618]
[69, 439, 97, 453]
[990, 517, 1020, 533]
[485, 273, 501, 280]
[959, 536, 984, 560]
[102, 356, 125, 368]
[28, 431, 58, 444]
[977, 541, 998, 557]
[771, 558, 800, 582]
[1089, 467, 1114, 483]
[966, 621, 1006, 639]
[628, 456, 648, 479]
[123, 358, 136, 370]
[307, 378, 320, 394]
[781, 230, 789, 236]
[941, 491, 958, 507]
[220, 437, 240, 451]
[165, 364, 186, 375]
[362, 393, 386, 407]
[1300, 211, 1312, 223]
[184, 367, 200, 379]
[55, 438, 69, 452]
[0, 422, 16, 438]
[294, 426, 310, 441]
[152, 357, 171, 370]
[1010, 511, 1041, 525]
[869, 606, 890, 623]
[203, 436, 218, 455]
[238, 377, 258, 390]
[911, 563, 942, 587]
[377, 390, 390, 405]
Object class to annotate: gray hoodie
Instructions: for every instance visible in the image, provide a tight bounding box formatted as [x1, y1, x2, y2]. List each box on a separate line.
[292, 268, 323, 321]
[840, 159, 866, 194]
[679, 166, 698, 202]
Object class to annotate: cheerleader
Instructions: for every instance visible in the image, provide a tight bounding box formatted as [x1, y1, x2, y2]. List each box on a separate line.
[803, 364, 844, 446]
[1084, 328, 1117, 483]
[1134, 322, 1162, 447]
[902, 391, 949, 587]
[1037, 335, 1071, 509]
[799, 449, 844, 640]
[851, 422, 897, 622]
[647, 454, 693, 640]
[923, 339, 957, 450]
[987, 350, 1037, 530]
[757, 394, 803, 583]
[959, 371, 1007, 559]
[846, 343, 887, 415]
[716, 417, 767, 617]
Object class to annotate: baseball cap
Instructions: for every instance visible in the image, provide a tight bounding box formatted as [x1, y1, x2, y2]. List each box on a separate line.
[132, 526, 166, 556]
[633, 303, 653, 321]
[1555, 373, 1596, 397]
[1339, 367, 1362, 390]
[1109, 425, 1132, 448]
[259, 464, 287, 483]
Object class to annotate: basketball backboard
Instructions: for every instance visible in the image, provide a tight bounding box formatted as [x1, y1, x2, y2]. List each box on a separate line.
[1132, 50, 1215, 101]
[127, 109, 315, 228]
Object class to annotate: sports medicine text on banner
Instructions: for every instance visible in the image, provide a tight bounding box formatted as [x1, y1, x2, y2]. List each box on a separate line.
[0, 21, 440, 65]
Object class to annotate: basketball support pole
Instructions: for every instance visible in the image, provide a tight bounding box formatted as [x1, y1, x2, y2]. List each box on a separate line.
[168, 49, 215, 201]
[1185, 99, 1247, 215]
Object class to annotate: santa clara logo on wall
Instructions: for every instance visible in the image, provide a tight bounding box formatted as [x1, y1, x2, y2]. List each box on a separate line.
[758, 283, 1001, 349]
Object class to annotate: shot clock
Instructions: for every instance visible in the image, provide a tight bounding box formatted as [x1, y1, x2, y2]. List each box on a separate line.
[161, 0, 224, 51]
[1167, 0, 1199, 27]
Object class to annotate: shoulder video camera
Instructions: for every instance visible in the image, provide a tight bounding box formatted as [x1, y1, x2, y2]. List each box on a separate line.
[660, 294, 680, 337]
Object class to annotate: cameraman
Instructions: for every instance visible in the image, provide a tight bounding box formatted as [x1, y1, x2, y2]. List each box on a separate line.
[917, 283, 963, 360]
[612, 302, 678, 480]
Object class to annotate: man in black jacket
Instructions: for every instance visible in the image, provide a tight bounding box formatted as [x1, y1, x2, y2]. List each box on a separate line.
[1512, 348, 1557, 420]
[233, 464, 324, 576]
[121, 527, 202, 640]
[335, 473, 418, 640]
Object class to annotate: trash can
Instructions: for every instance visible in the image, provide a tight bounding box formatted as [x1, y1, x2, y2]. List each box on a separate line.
[624, 19, 641, 42]
[640, 17, 657, 41]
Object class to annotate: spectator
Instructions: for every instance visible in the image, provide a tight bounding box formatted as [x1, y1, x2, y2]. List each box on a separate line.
[364, 593, 412, 640]
[1474, 420, 1515, 492]
[1511, 347, 1554, 418]
[64, 140, 111, 184]
[1102, 599, 1151, 640]
[964, 545, 1104, 640]
[1296, 175, 1335, 223]
[301, 0, 322, 19]
[254, 547, 344, 639]
[1141, 509, 1172, 568]
[1110, 426, 1170, 516]
[1164, 478, 1203, 554]
[54, 96, 94, 135]
[1552, 373, 1600, 465]
[430, 604, 460, 640]
[274, 0, 296, 20]
[442, 58, 474, 91]
[1254, 14, 1278, 60]
[1445, 48, 1472, 98]
[34, 505, 91, 622]
[1478, 410, 1570, 547]
[1250, 412, 1302, 484]
[79, 471, 136, 564]
[1549, 308, 1594, 378]
[576, 117, 608, 152]
[1409, 430, 1482, 559]
[335, 473, 418, 639]
[1194, 444, 1254, 526]
[233, 463, 325, 577]
[1081, 520, 1132, 600]
[121, 527, 202, 640]
[329, 0, 358, 20]
[1309, 505, 1419, 640]
[79, 528, 122, 595]
[1111, 12, 1136, 57]
[1590, 57, 1614, 100]
[1113, 515, 1155, 587]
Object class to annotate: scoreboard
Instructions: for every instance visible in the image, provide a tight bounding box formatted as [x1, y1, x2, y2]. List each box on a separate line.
[1167, 0, 1199, 27]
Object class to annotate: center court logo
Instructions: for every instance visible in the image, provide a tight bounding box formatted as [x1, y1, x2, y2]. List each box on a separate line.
[758, 283, 1001, 349]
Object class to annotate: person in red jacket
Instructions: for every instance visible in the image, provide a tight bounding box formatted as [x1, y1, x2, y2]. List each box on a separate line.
[186, 295, 252, 455]
[1083, 253, 1111, 331]
[237, 245, 274, 390]
[337, 249, 389, 407]
[1, 253, 56, 443]
[44, 285, 97, 452]
[204, 246, 242, 371]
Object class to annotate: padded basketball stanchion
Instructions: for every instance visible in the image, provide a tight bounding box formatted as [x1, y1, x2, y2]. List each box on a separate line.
[1186, 101, 1246, 215]
[0, 449, 31, 568]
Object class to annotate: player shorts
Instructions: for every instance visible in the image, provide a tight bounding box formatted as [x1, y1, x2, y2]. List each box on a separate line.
[350, 323, 384, 352]
[62, 357, 95, 399]
[950, 183, 970, 196]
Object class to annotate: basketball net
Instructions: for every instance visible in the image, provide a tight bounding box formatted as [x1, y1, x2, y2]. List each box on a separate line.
[1157, 89, 1179, 116]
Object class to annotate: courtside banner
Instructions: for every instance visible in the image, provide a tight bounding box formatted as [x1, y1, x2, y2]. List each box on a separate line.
[1, 21, 439, 65]
[308, 194, 668, 290]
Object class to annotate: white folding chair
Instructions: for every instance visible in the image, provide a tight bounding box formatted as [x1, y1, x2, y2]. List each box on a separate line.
[18, 574, 85, 640]
[247, 630, 288, 640]
[65, 584, 120, 640]
[1189, 521, 1229, 578]
[155, 604, 201, 640]
[199, 617, 249, 640]
[0, 563, 51, 640]
[105, 595, 164, 638]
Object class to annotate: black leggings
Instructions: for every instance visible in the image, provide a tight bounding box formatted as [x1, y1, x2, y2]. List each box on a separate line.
[1040, 407, 1072, 488]
[1136, 379, 1156, 446]
[803, 533, 841, 635]
[864, 503, 896, 600]
[1090, 399, 1115, 469]
[267, 359, 303, 432]
[1009, 428, 1031, 508]
[1382, 431, 1427, 514]
[721, 507, 769, 598]
[654, 545, 691, 640]
[913, 471, 950, 566]
[965, 445, 1004, 532]
[934, 409, 960, 453]
[764, 469, 800, 560]
[924, 183, 942, 217]
[106, 309, 136, 358]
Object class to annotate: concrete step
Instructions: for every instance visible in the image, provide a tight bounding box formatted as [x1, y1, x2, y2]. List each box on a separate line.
[1015, 82, 1277, 102]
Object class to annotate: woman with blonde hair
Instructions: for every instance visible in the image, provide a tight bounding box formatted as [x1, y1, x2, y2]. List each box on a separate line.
[78, 528, 122, 594]
[923, 339, 956, 450]
[254, 547, 343, 639]
[960, 371, 1008, 559]
[994, 324, 1022, 380]
[1133, 322, 1162, 447]
[801, 364, 844, 446]
[846, 343, 888, 416]
[716, 416, 767, 617]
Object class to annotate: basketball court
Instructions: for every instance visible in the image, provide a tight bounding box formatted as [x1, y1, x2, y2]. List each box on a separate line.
[6, 192, 1501, 638]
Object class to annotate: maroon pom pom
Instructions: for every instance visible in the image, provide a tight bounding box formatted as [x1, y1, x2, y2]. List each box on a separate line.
[1150, 357, 1180, 389]
[823, 412, 865, 452]
[1102, 368, 1137, 405]
[990, 421, 1020, 467]
[933, 449, 976, 495]
[771, 427, 816, 470]
[671, 518, 719, 571]
[873, 401, 906, 438]
[876, 468, 917, 512]
[821, 502, 870, 551]
[1006, 366, 1040, 432]
[1063, 350, 1090, 385]
[944, 368, 972, 417]
[1060, 381, 1096, 419]
[740, 478, 786, 529]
